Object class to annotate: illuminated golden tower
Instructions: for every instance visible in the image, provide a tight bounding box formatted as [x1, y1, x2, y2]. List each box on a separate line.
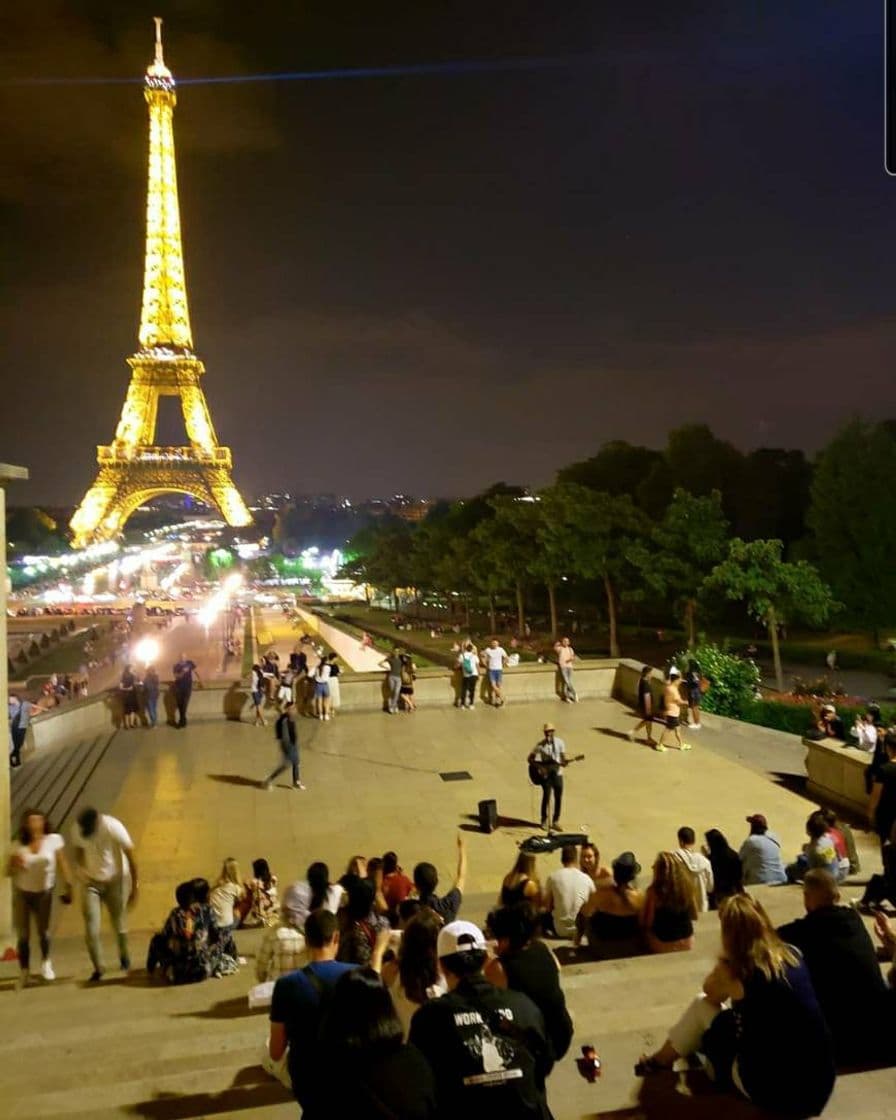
[70, 18, 252, 547]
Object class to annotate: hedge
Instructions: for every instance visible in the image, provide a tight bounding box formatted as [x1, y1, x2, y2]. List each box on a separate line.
[741, 698, 896, 737]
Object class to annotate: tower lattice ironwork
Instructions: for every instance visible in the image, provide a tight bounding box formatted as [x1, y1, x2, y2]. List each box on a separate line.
[70, 18, 252, 548]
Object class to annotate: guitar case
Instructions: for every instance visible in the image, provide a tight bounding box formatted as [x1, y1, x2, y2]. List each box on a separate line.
[519, 831, 588, 854]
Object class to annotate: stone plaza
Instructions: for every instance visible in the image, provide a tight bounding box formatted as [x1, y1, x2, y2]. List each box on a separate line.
[2, 658, 894, 1118]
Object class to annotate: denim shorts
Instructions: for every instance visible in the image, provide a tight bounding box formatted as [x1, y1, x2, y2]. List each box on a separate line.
[488, 669, 503, 685]
[314, 682, 330, 698]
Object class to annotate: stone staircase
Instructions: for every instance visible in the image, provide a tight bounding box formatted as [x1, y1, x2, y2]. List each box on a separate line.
[1, 887, 892, 1118]
[10, 731, 117, 837]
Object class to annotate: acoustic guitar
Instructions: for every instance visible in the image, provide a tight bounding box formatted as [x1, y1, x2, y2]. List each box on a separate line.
[528, 753, 585, 786]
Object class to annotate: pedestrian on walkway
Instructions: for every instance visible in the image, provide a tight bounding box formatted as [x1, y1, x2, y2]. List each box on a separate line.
[381, 646, 404, 714]
[326, 653, 341, 715]
[8, 693, 45, 767]
[172, 652, 201, 729]
[482, 639, 509, 706]
[249, 661, 267, 726]
[654, 668, 690, 752]
[312, 658, 332, 721]
[264, 701, 305, 790]
[119, 664, 139, 729]
[684, 660, 704, 730]
[9, 809, 74, 987]
[554, 636, 578, 702]
[143, 664, 160, 728]
[71, 807, 138, 982]
[456, 642, 479, 709]
[628, 665, 656, 745]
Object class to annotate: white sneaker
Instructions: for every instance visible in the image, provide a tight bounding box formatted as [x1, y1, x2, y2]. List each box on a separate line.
[324, 714, 331, 721]
[691, 723, 702, 731]
[293, 781, 306, 790]
[40, 959, 56, 981]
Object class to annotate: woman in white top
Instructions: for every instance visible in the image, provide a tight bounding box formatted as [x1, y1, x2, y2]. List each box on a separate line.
[381, 909, 446, 1039]
[312, 659, 332, 721]
[8, 808, 74, 987]
[282, 861, 343, 930]
[209, 858, 246, 930]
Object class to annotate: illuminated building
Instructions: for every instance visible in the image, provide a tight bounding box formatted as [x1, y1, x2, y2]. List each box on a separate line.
[70, 18, 251, 548]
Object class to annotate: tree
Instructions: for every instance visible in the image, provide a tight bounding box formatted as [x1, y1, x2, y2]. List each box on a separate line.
[703, 539, 836, 692]
[539, 483, 646, 657]
[557, 441, 662, 503]
[637, 424, 744, 520]
[807, 419, 896, 634]
[341, 517, 416, 611]
[733, 448, 811, 545]
[630, 488, 729, 647]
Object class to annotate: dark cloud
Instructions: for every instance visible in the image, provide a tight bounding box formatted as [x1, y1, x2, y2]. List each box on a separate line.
[1, 3, 893, 507]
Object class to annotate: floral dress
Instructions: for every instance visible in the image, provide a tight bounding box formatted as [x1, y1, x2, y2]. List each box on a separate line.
[242, 876, 281, 928]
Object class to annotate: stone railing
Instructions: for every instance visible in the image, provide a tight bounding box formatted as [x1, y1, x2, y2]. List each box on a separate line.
[803, 736, 872, 816]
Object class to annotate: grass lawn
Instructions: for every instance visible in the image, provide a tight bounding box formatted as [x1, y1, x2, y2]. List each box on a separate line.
[14, 622, 117, 681]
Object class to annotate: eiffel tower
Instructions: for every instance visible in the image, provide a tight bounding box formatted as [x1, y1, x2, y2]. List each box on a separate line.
[70, 19, 252, 548]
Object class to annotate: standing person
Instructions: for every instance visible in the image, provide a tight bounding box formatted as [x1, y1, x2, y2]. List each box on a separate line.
[543, 844, 595, 938]
[684, 660, 704, 729]
[71, 807, 138, 981]
[554, 636, 577, 702]
[380, 646, 404, 715]
[326, 653, 341, 716]
[482, 639, 509, 706]
[637, 894, 836, 1119]
[263, 701, 304, 789]
[8, 809, 74, 987]
[172, 651, 201, 729]
[528, 722, 567, 832]
[409, 920, 555, 1120]
[654, 667, 690, 752]
[249, 661, 267, 727]
[311, 657, 331, 721]
[457, 642, 480, 709]
[8, 693, 44, 768]
[739, 813, 787, 885]
[119, 664, 139, 729]
[399, 653, 417, 712]
[868, 730, 896, 853]
[143, 664, 160, 728]
[673, 826, 714, 913]
[628, 665, 656, 745]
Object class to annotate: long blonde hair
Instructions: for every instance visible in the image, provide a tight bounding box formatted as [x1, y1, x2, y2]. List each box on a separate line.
[651, 852, 697, 918]
[218, 857, 241, 886]
[503, 852, 538, 888]
[720, 893, 798, 982]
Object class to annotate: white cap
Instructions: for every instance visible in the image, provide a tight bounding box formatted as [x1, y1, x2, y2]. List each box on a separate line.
[668, 666, 681, 678]
[437, 920, 487, 958]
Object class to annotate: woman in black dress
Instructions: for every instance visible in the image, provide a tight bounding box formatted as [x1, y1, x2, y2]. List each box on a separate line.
[703, 829, 744, 909]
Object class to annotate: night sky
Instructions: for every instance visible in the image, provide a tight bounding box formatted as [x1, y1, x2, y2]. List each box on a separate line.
[1, 3, 892, 507]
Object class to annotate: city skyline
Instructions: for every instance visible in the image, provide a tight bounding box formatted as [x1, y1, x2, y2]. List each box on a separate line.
[1, 3, 892, 507]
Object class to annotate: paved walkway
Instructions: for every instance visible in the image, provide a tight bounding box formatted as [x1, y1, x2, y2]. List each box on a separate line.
[255, 607, 387, 673]
[1, 694, 889, 1118]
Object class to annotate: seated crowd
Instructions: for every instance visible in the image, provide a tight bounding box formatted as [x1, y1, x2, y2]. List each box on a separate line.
[230, 815, 896, 1120]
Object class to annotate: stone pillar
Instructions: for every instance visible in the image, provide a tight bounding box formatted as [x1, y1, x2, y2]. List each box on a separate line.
[1, 464, 29, 943]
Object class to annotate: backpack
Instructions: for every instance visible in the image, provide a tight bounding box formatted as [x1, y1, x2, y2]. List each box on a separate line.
[461, 652, 477, 675]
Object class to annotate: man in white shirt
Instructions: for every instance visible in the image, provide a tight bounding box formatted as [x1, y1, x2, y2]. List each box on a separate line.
[482, 639, 509, 706]
[71, 807, 138, 981]
[554, 637, 578, 703]
[544, 844, 594, 937]
[673, 826, 714, 912]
